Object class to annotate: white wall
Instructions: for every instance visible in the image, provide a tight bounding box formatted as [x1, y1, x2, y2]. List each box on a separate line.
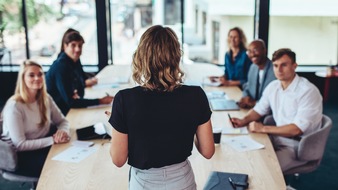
[188, 15, 254, 64]
[269, 16, 337, 65]
[188, 15, 338, 65]
[186, 0, 338, 65]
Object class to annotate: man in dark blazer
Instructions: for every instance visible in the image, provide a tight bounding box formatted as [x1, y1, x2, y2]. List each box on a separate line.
[237, 39, 276, 108]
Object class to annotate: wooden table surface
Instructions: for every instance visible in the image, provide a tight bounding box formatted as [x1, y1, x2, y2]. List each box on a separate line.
[37, 63, 286, 190]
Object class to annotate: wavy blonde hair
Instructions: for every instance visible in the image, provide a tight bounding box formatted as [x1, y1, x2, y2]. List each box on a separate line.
[132, 25, 184, 92]
[12, 60, 49, 127]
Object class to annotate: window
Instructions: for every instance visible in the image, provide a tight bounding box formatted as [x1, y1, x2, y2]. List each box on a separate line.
[110, 0, 183, 65]
[195, 6, 198, 33]
[202, 11, 206, 44]
[187, 0, 255, 64]
[269, 0, 338, 65]
[0, 0, 23, 65]
[0, 0, 98, 66]
[212, 21, 220, 63]
[164, 0, 180, 25]
[28, 0, 98, 66]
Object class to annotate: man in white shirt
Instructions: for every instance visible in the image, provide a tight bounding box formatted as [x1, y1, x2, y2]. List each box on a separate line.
[231, 48, 323, 172]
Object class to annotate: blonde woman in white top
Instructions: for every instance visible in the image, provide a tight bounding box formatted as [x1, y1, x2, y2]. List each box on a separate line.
[1, 60, 70, 177]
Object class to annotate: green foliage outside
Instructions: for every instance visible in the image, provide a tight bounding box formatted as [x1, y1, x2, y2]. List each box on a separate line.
[0, 0, 56, 46]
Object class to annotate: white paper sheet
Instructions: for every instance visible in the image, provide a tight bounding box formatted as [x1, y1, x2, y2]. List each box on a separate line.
[92, 83, 119, 89]
[223, 136, 265, 152]
[222, 127, 249, 135]
[52, 146, 98, 163]
[97, 76, 130, 84]
[72, 140, 94, 148]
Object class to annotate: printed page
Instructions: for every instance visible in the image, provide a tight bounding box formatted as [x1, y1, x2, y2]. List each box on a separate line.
[52, 146, 98, 163]
[222, 127, 248, 135]
[223, 136, 265, 152]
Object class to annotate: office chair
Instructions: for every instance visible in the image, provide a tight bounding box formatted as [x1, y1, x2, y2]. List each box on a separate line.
[283, 114, 332, 175]
[0, 118, 38, 190]
[263, 114, 332, 175]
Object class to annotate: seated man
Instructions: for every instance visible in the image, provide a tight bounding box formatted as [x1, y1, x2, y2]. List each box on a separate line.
[238, 39, 276, 108]
[231, 48, 323, 172]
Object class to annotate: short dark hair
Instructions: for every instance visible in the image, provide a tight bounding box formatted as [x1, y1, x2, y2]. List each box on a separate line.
[272, 48, 296, 63]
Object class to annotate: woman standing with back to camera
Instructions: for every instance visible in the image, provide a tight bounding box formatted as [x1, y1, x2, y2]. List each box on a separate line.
[109, 25, 215, 189]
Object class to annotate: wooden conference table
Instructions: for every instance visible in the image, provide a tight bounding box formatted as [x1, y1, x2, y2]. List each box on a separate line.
[37, 63, 286, 190]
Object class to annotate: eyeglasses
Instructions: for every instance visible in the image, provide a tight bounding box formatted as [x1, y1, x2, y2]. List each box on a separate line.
[246, 48, 260, 55]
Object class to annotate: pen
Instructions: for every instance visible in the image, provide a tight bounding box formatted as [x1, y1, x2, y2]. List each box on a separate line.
[228, 177, 236, 190]
[228, 113, 235, 128]
[105, 92, 110, 96]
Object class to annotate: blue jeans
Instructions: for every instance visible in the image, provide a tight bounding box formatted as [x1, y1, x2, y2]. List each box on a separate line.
[129, 160, 196, 190]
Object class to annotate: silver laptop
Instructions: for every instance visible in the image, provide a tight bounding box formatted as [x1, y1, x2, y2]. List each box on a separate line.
[210, 99, 240, 111]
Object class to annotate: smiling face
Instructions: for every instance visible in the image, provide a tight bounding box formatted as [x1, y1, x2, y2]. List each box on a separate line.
[228, 30, 240, 49]
[64, 40, 83, 62]
[24, 65, 44, 92]
[247, 41, 266, 67]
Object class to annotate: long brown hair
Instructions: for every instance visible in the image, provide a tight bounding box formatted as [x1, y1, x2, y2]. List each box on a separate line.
[60, 28, 85, 53]
[227, 27, 247, 50]
[132, 25, 184, 92]
[12, 60, 49, 127]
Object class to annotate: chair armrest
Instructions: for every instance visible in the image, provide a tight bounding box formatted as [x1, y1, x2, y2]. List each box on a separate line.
[0, 140, 17, 172]
[263, 115, 276, 126]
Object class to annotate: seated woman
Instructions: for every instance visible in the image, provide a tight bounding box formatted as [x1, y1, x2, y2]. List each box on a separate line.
[109, 25, 215, 190]
[210, 27, 251, 87]
[1, 60, 70, 177]
[46, 28, 113, 115]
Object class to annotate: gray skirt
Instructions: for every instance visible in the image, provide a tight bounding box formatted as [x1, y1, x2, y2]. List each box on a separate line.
[129, 160, 196, 190]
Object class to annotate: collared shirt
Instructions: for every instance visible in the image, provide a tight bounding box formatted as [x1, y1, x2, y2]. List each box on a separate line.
[254, 74, 322, 136]
[224, 49, 252, 85]
[242, 59, 276, 100]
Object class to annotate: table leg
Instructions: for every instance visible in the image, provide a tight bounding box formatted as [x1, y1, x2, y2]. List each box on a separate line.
[323, 78, 330, 102]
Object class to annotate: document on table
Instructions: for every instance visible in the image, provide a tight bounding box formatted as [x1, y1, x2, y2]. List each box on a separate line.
[86, 103, 111, 109]
[92, 83, 119, 89]
[223, 136, 265, 152]
[202, 80, 221, 87]
[52, 146, 98, 163]
[97, 76, 130, 84]
[222, 127, 249, 134]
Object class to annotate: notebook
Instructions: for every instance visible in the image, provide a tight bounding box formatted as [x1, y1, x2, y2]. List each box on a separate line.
[203, 171, 249, 190]
[76, 122, 111, 140]
[210, 99, 240, 111]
